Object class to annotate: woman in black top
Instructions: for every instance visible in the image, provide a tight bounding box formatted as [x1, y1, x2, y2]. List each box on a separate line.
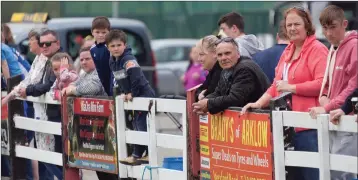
[195, 35, 223, 101]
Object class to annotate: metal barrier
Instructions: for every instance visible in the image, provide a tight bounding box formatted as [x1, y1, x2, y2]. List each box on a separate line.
[272, 111, 358, 180]
[116, 96, 188, 180]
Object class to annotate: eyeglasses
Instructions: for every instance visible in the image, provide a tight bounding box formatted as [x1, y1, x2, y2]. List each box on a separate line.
[214, 37, 238, 47]
[38, 41, 57, 47]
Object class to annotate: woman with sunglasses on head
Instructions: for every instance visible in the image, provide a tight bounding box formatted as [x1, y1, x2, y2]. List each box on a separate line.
[241, 7, 328, 180]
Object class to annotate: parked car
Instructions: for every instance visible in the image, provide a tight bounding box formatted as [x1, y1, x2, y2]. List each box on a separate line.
[151, 39, 198, 96]
[9, 16, 159, 96]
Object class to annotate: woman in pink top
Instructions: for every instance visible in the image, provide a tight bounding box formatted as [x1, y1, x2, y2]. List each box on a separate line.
[181, 46, 207, 91]
[241, 7, 328, 180]
[49, 52, 78, 100]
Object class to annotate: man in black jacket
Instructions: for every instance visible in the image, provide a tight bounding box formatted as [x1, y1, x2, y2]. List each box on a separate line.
[193, 37, 270, 114]
[18, 29, 63, 179]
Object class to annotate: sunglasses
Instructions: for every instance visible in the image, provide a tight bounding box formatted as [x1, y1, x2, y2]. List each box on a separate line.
[289, 6, 307, 14]
[38, 41, 57, 47]
[215, 37, 238, 47]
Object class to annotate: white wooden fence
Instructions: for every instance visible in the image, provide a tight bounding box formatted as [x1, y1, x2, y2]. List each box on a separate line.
[272, 111, 358, 180]
[12, 93, 63, 166]
[2, 90, 357, 180]
[115, 96, 187, 180]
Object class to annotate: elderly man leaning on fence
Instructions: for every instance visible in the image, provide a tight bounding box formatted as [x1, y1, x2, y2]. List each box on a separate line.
[192, 37, 270, 115]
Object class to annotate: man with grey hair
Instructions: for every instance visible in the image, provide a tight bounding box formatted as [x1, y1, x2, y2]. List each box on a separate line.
[193, 37, 270, 114]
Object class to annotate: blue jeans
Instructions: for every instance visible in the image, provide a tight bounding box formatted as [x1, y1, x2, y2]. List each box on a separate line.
[292, 130, 319, 180]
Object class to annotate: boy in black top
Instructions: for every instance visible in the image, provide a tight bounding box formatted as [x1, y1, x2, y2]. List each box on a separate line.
[90, 16, 113, 95]
[90, 16, 118, 180]
[106, 29, 155, 165]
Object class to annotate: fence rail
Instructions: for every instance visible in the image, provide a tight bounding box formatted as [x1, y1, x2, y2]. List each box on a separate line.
[116, 96, 187, 180]
[2, 90, 357, 179]
[272, 111, 358, 180]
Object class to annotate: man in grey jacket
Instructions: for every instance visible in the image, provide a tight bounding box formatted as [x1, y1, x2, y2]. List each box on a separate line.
[217, 12, 264, 59]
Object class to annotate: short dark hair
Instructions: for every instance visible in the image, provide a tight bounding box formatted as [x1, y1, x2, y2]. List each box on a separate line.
[319, 5, 346, 26]
[284, 6, 316, 36]
[278, 20, 288, 40]
[217, 12, 245, 32]
[92, 16, 111, 31]
[79, 46, 91, 54]
[40, 29, 59, 40]
[105, 29, 127, 45]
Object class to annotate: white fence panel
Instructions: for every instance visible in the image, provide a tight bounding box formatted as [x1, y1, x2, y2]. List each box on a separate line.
[116, 96, 187, 180]
[8, 94, 63, 166]
[272, 111, 358, 180]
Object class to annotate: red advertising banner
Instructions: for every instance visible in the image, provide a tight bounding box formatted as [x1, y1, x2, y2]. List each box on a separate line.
[67, 97, 117, 174]
[200, 110, 273, 180]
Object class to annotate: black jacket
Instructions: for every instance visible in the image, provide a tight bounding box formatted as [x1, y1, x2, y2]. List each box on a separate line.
[196, 62, 222, 100]
[206, 57, 270, 114]
[341, 88, 358, 114]
[109, 46, 155, 97]
[90, 42, 113, 96]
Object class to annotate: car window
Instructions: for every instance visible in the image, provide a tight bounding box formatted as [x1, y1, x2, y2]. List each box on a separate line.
[66, 29, 144, 61]
[155, 46, 190, 63]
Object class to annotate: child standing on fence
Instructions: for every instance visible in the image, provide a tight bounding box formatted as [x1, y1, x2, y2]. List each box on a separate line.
[49, 53, 78, 101]
[90, 16, 113, 96]
[106, 29, 155, 165]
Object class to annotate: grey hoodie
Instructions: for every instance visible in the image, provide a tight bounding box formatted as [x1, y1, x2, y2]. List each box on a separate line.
[235, 34, 264, 59]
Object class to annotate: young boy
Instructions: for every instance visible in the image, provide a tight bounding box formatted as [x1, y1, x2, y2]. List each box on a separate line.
[90, 16, 113, 96]
[309, 5, 357, 180]
[106, 29, 155, 165]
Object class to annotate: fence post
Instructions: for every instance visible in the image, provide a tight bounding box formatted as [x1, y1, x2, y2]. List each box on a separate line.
[8, 75, 27, 179]
[61, 95, 80, 180]
[186, 86, 200, 179]
[147, 99, 159, 179]
[272, 111, 286, 180]
[317, 115, 331, 180]
[116, 96, 128, 178]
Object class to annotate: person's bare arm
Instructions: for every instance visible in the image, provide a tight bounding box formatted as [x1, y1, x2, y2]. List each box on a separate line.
[1, 60, 10, 80]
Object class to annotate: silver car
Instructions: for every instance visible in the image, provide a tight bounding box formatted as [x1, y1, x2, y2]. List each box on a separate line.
[151, 39, 198, 96]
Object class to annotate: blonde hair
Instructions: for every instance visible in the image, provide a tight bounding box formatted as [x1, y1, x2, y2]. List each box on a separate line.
[51, 52, 74, 70]
[200, 35, 219, 53]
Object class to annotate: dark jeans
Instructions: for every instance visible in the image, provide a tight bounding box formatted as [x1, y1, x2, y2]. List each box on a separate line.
[292, 129, 319, 180]
[96, 171, 118, 180]
[132, 111, 148, 158]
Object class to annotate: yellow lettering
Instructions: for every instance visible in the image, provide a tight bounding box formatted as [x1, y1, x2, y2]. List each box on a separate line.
[261, 121, 268, 148]
[229, 118, 234, 143]
[257, 121, 262, 147]
[249, 120, 254, 146]
[245, 120, 250, 145]
[241, 119, 246, 145]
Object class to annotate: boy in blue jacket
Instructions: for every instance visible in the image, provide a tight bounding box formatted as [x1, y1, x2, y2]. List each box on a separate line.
[106, 29, 155, 165]
[90, 16, 113, 95]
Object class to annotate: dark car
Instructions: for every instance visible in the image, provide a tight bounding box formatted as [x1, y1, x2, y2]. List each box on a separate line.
[11, 17, 159, 96]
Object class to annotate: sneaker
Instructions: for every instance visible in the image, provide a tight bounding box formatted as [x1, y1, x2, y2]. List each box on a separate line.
[119, 156, 142, 166]
[137, 155, 149, 164]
